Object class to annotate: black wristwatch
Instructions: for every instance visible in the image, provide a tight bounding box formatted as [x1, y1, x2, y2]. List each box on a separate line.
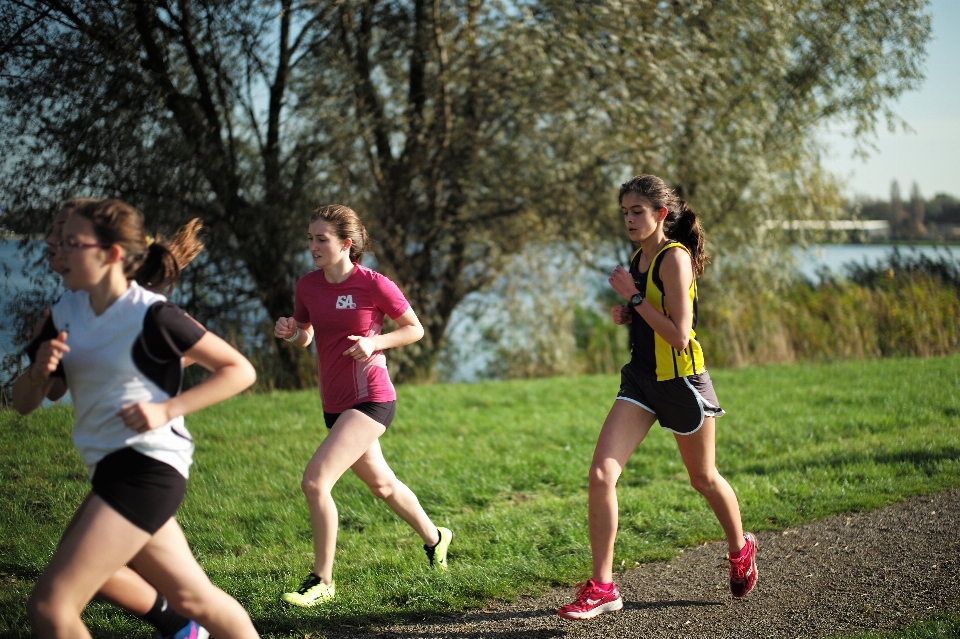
[628, 292, 644, 307]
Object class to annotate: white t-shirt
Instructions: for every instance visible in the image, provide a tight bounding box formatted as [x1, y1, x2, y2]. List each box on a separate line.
[30, 282, 206, 478]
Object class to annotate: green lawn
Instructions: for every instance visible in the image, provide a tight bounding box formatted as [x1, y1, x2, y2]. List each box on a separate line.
[835, 613, 960, 639]
[2, 355, 959, 637]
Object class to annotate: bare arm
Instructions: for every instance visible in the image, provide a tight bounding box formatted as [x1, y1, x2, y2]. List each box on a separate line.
[274, 316, 315, 348]
[12, 332, 70, 415]
[117, 331, 257, 433]
[609, 249, 693, 352]
[344, 307, 424, 362]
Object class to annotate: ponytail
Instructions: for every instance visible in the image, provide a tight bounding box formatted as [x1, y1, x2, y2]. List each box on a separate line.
[74, 199, 204, 295]
[666, 201, 709, 277]
[618, 175, 710, 276]
[136, 218, 205, 294]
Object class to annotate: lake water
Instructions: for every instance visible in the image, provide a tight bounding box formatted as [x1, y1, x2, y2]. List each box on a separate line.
[793, 244, 960, 282]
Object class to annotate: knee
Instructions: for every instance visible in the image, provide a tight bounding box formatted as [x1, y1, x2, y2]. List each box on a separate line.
[26, 589, 68, 632]
[301, 474, 332, 500]
[589, 460, 621, 492]
[25, 591, 47, 629]
[688, 469, 719, 495]
[164, 588, 208, 621]
[366, 477, 396, 501]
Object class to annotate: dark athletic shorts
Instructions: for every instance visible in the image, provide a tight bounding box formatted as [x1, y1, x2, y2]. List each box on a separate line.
[323, 400, 397, 430]
[616, 366, 725, 435]
[91, 447, 187, 534]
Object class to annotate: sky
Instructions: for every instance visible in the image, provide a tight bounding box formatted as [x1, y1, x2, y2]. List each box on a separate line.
[819, 0, 960, 201]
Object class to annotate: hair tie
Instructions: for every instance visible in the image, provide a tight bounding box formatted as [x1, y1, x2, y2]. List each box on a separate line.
[145, 234, 155, 247]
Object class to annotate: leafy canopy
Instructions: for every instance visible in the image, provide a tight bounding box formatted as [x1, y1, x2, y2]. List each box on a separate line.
[0, 0, 930, 385]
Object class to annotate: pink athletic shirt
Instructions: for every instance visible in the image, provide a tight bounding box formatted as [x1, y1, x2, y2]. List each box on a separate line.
[293, 264, 411, 413]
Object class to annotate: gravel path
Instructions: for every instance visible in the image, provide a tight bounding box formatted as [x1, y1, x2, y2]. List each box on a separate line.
[336, 489, 960, 639]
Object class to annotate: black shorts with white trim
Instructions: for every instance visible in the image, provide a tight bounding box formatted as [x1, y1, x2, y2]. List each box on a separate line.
[616, 366, 724, 435]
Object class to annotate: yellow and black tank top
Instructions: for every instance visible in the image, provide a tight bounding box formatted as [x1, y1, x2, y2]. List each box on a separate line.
[627, 241, 706, 381]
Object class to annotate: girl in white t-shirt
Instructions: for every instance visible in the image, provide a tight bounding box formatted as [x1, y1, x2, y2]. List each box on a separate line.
[24, 199, 208, 639]
[12, 199, 259, 639]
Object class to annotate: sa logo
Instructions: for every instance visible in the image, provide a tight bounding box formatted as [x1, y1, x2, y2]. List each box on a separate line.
[336, 295, 357, 309]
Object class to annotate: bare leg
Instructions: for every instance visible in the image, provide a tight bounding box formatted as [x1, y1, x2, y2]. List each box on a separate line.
[27, 495, 153, 639]
[95, 568, 158, 613]
[130, 519, 259, 639]
[589, 400, 656, 584]
[674, 417, 745, 554]
[58, 493, 165, 614]
[351, 438, 439, 546]
[301, 410, 388, 584]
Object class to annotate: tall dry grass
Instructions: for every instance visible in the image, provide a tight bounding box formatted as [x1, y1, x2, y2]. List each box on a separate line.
[700, 251, 960, 368]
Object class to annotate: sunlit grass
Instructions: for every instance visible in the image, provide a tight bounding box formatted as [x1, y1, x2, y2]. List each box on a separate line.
[830, 612, 960, 639]
[2, 355, 959, 637]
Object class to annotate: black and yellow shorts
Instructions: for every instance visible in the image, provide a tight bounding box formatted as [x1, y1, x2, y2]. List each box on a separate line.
[616, 366, 724, 435]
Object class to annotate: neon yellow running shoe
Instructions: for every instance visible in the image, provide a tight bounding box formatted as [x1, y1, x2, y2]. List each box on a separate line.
[281, 574, 335, 607]
[424, 527, 453, 571]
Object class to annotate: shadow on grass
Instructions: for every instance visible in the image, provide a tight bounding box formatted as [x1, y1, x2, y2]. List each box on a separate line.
[0, 563, 41, 582]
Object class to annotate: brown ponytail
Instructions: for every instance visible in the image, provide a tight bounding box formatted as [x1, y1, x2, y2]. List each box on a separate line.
[309, 204, 370, 264]
[669, 201, 708, 277]
[73, 199, 204, 295]
[618, 175, 710, 276]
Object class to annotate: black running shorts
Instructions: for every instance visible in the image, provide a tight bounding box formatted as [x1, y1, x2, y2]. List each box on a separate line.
[323, 400, 397, 430]
[616, 366, 725, 435]
[91, 447, 187, 534]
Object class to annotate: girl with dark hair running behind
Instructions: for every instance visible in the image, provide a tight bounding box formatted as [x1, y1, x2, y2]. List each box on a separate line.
[13, 199, 259, 638]
[558, 176, 757, 620]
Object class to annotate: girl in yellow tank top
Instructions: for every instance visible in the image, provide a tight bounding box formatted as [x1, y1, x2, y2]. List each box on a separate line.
[558, 175, 758, 621]
[626, 240, 706, 380]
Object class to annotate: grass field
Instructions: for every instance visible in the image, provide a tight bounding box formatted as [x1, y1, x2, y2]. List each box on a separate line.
[2, 355, 959, 637]
[839, 613, 960, 639]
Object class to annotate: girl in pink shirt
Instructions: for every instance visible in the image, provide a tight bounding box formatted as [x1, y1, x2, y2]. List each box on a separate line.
[275, 205, 452, 607]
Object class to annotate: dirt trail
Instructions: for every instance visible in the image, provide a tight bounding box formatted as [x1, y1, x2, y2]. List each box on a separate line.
[336, 489, 960, 638]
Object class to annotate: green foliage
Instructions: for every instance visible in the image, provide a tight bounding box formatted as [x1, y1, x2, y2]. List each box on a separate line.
[700, 251, 960, 368]
[925, 194, 960, 225]
[2, 356, 959, 637]
[851, 189, 960, 241]
[0, 0, 932, 385]
[460, 243, 627, 379]
[573, 302, 628, 375]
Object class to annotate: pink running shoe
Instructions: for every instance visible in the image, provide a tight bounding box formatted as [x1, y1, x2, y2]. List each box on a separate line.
[729, 532, 758, 598]
[557, 580, 623, 619]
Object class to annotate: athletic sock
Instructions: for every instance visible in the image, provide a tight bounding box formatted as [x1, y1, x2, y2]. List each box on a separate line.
[593, 581, 615, 592]
[140, 593, 190, 637]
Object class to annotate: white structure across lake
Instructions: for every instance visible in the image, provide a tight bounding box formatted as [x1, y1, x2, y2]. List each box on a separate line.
[764, 220, 890, 239]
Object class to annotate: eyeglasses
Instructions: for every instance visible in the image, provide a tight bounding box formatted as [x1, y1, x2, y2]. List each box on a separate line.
[57, 238, 110, 253]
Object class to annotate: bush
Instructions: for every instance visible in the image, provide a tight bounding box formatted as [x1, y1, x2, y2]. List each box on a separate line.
[699, 251, 960, 367]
